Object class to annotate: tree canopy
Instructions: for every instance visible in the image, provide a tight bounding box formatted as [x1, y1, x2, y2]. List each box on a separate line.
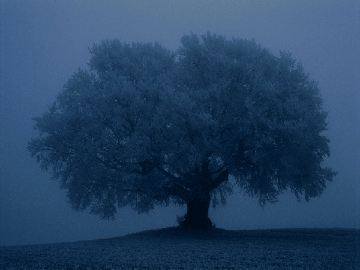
[29, 33, 336, 227]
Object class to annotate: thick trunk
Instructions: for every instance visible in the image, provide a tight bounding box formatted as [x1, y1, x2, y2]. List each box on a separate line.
[181, 193, 212, 229]
[171, 162, 228, 230]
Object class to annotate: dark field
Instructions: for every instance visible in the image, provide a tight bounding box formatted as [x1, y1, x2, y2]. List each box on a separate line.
[1, 227, 359, 269]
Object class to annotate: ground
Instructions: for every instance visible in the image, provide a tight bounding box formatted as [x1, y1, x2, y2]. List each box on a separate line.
[1, 227, 359, 269]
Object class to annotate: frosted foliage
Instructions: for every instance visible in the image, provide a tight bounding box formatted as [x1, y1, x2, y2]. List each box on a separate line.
[28, 33, 336, 219]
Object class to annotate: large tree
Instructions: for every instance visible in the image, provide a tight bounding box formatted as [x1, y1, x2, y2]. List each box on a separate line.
[29, 33, 336, 229]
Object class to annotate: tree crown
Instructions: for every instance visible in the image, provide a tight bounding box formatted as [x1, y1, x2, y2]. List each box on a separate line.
[29, 33, 336, 219]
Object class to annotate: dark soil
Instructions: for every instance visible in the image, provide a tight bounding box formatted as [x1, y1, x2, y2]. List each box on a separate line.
[1, 227, 359, 269]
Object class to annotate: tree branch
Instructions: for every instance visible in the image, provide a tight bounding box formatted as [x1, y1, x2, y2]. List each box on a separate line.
[208, 169, 229, 192]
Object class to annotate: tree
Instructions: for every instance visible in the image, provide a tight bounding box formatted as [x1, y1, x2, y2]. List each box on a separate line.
[28, 33, 337, 229]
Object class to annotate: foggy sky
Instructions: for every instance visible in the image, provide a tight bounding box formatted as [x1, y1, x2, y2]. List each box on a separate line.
[0, 0, 359, 246]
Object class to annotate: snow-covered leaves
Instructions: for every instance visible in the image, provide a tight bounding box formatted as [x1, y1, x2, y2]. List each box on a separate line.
[29, 33, 336, 219]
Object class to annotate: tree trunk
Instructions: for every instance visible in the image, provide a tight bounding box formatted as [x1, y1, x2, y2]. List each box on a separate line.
[181, 193, 212, 230]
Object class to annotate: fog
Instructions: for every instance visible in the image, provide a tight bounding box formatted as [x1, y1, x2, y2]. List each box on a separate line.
[1, 1, 359, 246]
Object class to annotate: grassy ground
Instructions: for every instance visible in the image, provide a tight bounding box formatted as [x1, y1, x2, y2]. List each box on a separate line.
[1, 227, 359, 269]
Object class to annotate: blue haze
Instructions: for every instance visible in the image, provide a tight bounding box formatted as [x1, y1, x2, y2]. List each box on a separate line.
[0, 0, 359, 246]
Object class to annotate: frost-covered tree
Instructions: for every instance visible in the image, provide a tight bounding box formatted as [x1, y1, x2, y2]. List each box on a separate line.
[28, 33, 336, 229]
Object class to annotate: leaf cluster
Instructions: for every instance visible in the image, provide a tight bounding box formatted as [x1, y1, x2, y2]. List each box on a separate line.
[28, 33, 337, 219]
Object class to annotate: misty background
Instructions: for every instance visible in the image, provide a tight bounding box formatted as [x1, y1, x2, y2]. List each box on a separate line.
[0, 1, 359, 247]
